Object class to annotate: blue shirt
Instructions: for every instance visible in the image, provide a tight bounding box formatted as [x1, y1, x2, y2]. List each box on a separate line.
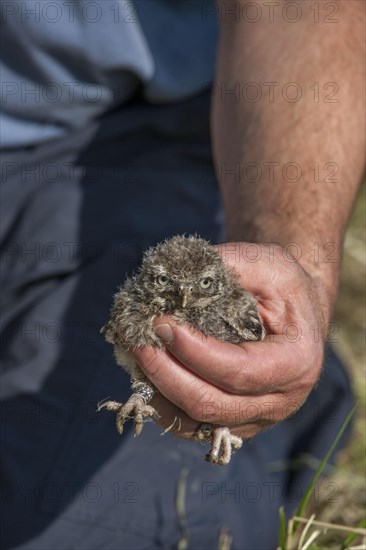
[1, 0, 218, 147]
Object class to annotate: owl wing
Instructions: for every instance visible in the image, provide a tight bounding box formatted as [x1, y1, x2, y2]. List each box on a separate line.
[218, 294, 265, 343]
[101, 286, 162, 350]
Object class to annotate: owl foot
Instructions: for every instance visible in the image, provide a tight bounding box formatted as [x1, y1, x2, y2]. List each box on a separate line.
[97, 394, 158, 437]
[196, 424, 243, 466]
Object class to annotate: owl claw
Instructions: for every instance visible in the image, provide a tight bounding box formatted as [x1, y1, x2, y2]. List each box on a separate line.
[97, 394, 158, 436]
[196, 424, 243, 466]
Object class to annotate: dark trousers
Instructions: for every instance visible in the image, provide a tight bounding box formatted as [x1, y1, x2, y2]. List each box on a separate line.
[1, 91, 353, 549]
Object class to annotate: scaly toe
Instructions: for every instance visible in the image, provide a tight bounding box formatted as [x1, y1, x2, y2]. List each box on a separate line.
[204, 452, 217, 464]
[97, 399, 123, 413]
[205, 427, 243, 466]
[115, 396, 158, 437]
[230, 434, 243, 453]
[195, 423, 214, 442]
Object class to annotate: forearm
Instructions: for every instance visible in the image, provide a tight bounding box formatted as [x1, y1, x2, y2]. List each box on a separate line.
[212, 0, 365, 319]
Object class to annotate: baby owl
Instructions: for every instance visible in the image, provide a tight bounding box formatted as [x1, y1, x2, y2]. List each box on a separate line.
[98, 235, 264, 465]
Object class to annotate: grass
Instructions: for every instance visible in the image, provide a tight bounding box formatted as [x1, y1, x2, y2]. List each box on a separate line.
[277, 404, 365, 549]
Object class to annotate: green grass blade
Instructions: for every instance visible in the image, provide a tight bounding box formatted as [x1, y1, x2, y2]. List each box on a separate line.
[293, 402, 358, 534]
[277, 506, 287, 549]
[341, 517, 366, 549]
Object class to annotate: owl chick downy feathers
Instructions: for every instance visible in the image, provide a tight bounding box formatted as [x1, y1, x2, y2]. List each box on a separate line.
[98, 235, 264, 465]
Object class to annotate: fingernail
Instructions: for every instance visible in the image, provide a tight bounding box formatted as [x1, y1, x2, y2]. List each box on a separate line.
[154, 323, 174, 344]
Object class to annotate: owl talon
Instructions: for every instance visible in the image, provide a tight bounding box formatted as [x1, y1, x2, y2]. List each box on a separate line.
[98, 394, 158, 436]
[196, 424, 243, 466]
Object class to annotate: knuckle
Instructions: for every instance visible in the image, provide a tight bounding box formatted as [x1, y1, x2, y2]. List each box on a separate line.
[186, 390, 212, 422]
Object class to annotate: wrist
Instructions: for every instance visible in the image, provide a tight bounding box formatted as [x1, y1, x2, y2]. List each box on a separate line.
[299, 262, 339, 332]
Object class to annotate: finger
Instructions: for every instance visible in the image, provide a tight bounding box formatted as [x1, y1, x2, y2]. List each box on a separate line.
[150, 393, 199, 439]
[152, 318, 317, 394]
[151, 393, 271, 441]
[230, 422, 271, 439]
[133, 346, 292, 425]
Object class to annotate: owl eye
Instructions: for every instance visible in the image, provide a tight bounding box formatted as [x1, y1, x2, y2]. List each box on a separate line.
[157, 274, 170, 286]
[200, 277, 212, 289]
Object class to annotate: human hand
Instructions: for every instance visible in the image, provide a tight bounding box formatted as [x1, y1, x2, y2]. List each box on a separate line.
[132, 243, 331, 440]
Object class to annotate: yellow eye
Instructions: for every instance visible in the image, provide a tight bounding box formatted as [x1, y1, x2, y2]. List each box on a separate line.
[200, 277, 212, 289]
[157, 274, 170, 286]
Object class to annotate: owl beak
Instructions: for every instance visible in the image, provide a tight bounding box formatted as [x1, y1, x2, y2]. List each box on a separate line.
[179, 285, 191, 308]
[181, 291, 189, 308]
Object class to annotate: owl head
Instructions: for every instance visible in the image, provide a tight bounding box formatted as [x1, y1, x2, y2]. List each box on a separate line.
[134, 235, 236, 310]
